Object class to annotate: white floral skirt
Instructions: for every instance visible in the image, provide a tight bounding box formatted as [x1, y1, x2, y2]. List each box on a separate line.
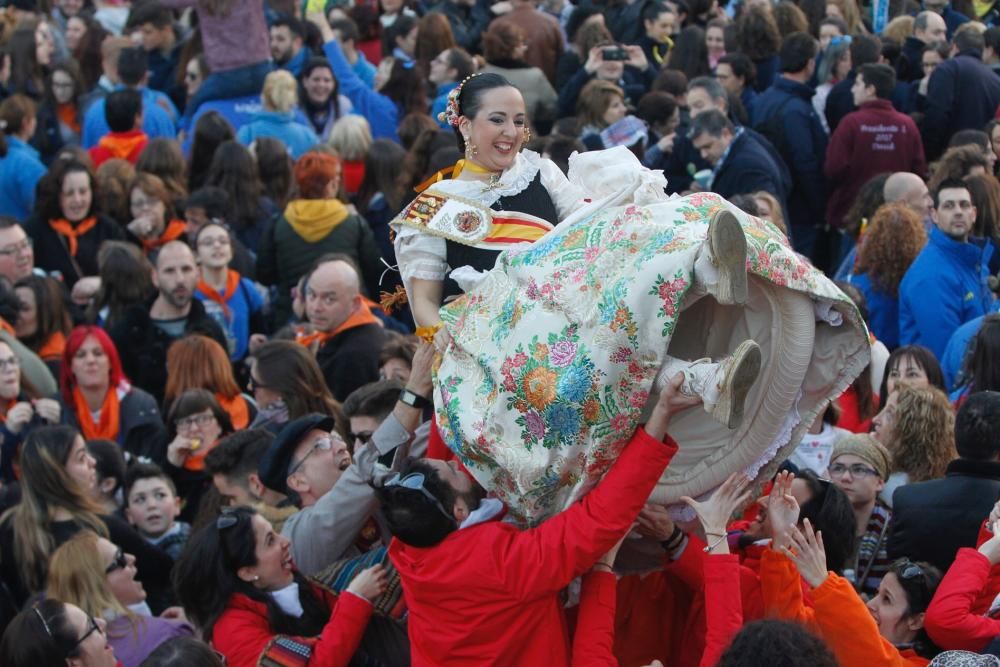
[434, 191, 870, 526]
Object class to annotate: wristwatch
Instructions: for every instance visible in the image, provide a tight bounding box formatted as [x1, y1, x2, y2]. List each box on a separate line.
[399, 389, 432, 410]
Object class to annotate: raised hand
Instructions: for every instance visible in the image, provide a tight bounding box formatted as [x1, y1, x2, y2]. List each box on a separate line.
[980, 520, 1000, 566]
[780, 519, 829, 589]
[645, 372, 703, 441]
[681, 473, 752, 540]
[766, 471, 800, 552]
[636, 503, 676, 542]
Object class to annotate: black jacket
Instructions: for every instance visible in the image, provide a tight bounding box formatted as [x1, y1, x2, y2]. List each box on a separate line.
[710, 130, 789, 209]
[887, 458, 1000, 573]
[26, 213, 125, 286]
[315, 322, 386, 402]
[896, 36, 927, 84]
[109, 296, 227, 405]
[922, 50, 1000, 160]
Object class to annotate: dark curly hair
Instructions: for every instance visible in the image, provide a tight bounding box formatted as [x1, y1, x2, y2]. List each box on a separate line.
[717, 619, 838, 667]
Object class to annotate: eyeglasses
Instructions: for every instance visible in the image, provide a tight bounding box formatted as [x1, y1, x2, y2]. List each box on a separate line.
[176, 412, 216, 430]
[105, 547, 127, 574]
[0, 356, 19, 372]
[898, 558, 928, 581]
[384, 472, 454, 522]
[247, 374, 270, 393]
[217, 506, 240, 530]
[351, 431, 374, 445]
[288, 435, 341, 476]
[828, 463, 880, 479]
[0, 237, 32, 257]
[34, 606, 103, 656]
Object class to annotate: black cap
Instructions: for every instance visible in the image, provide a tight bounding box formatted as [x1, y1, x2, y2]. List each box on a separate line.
[257, 413, 337, 495]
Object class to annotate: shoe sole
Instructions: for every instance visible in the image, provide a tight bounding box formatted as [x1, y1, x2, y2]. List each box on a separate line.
[711, 339, 762, 429]
[708, 209, 748, 306]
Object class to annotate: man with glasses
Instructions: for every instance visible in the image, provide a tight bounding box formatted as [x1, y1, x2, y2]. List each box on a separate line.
[827, 434, 893, 598]
[889, 391, 1000, 573]
[258, 342, 435, 576]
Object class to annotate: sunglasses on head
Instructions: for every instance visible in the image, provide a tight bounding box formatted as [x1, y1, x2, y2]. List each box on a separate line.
[385, 472, 454, 522]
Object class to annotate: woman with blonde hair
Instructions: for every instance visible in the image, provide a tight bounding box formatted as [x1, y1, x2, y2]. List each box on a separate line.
[847, 203, 927, 349]
[236, 70, 319, 159]
[882, 15, 914, 45]
[873, 384, 957, 506]
[328, 114, 372, 197]
[0, 425, 174, 610]
[48, 531, 193, 667]
[576, 79, 628, 150]
[163, 335, 255, 429]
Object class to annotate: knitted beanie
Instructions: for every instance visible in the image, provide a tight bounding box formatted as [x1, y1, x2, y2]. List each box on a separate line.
[830, 433, 891, 480]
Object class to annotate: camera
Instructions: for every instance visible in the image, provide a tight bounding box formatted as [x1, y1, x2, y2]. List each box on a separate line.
[601, 46, 629, 61]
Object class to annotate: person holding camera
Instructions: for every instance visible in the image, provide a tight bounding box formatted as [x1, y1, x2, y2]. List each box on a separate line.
[557, 41, 658, 118]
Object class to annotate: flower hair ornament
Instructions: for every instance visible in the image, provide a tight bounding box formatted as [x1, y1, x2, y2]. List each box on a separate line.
[438, 72, 484, 128]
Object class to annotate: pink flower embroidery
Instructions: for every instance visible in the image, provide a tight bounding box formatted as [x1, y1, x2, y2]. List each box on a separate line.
[550, 341, 578, 367]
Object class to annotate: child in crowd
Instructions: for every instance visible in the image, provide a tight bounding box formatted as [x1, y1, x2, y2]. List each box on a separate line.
[123, 462, 191, 560]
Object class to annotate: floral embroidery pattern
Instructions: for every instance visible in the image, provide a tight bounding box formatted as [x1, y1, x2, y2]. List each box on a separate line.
[434, 192, 867, 524]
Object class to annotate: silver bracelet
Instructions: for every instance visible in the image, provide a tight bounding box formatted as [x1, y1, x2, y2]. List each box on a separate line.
[703, 532, 729, 553]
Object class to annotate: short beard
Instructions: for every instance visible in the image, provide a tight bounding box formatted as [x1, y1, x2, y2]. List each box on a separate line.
[458, 483, 486, 513]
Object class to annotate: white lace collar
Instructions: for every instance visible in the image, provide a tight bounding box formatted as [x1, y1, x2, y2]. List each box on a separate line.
[430, 150, 542, 208]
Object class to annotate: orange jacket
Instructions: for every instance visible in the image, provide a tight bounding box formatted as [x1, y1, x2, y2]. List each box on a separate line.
[760, 548, 929, 667]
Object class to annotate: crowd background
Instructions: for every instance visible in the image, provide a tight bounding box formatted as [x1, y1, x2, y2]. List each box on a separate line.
[0, 0, 997, 665]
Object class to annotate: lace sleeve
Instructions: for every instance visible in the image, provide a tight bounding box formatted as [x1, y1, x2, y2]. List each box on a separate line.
[537, 156, 589, 220]
[394, 225, 448, 282]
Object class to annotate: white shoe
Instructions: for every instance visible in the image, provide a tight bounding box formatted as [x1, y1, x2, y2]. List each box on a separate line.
[657, 339, 762, 429]
[707, 209, 748, 306]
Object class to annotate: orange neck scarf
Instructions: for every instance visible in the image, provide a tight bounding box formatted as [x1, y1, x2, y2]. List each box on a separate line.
[197, 269, 241, 320]
[96, 130, 147, 162]
[73, 385, 120, 441]
[216, 392, 250, 430]
[0, 397, 16, 424]
[57, 103, 80, 133]
[50, 217, 98, 257]
[296, 299, 380, 349]
[0, 317, 14, 336]
[38, 331, 67, 361]
[142, 219, 188, 254]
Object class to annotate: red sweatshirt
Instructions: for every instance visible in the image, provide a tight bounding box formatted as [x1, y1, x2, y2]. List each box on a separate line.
[389, 428, 677, 666]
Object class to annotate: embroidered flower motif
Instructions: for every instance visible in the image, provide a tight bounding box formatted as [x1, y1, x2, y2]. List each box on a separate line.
[557, 365, 591, 402]
[525, 411, 546, 439]
[523, 366, 558, 409]
[549, 340, 578, 368]
[546, 403, 580, 443]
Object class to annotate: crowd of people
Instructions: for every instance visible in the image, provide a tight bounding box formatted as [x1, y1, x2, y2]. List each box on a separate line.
[0, 0, 995, 665]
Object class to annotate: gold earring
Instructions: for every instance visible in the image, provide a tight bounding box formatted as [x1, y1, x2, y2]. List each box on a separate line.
[523, 127, 532, 143]
[465, 142, 478, 159]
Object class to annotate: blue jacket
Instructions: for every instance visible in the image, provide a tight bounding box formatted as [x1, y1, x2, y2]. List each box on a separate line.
[899, 226, 995, 359]
[940, 313, 992, 391]
[922, 51, 1000, 159]
[847, 270, 902, 350]
[752, 55, 780, 93]
[82, 87, 177, 148]
[432, 81, 459, 129]
[751, 77, 828, 229]
[236, 110, 320, 158]
[353, 51, 377, 89]
[0, 137, 45, 222]
[195, 276, 264, 361]
[279, 47, 310, 78]
[935, 4, 971, 37]
[322, 39, 400, 142]
[709, 129, 788, 209]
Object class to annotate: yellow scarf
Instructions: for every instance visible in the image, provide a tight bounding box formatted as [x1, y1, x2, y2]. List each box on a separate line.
[283, 199, 349, 243]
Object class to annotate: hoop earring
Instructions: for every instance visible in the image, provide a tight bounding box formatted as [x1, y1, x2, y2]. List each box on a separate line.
[465, 142, 478, 159]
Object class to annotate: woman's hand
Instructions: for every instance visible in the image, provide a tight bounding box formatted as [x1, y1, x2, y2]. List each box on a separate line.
[127, 216, 155, 240]
[32, 398, 60, 423]
[584, 46, 604, 74]
[305, 10, 334, 43]
[980, 520, 1000, 566]
[644, 372, 703, 441]
[780, 519, 829, 589]
[656, 132, 676, 154]
[625, 44, 649, 71]
[166, 434, 196, 468]
[767, 471, 800, 552]
[347, 564, 389, 602]
[680, 472, 752, 540]
[5, 401, 33, 434]
[71, 276, 101, 306]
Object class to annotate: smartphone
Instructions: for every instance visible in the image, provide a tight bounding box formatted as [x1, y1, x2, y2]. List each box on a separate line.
[602, 46, 629, 61]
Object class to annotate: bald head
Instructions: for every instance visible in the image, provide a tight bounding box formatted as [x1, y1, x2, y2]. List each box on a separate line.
[914, 11, 947, 43]
[306, 259, 362, 333]
[885, 172, 933, 218]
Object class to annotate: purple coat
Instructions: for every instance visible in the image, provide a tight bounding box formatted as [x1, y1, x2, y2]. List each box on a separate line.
[108, 615, 193, 667]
